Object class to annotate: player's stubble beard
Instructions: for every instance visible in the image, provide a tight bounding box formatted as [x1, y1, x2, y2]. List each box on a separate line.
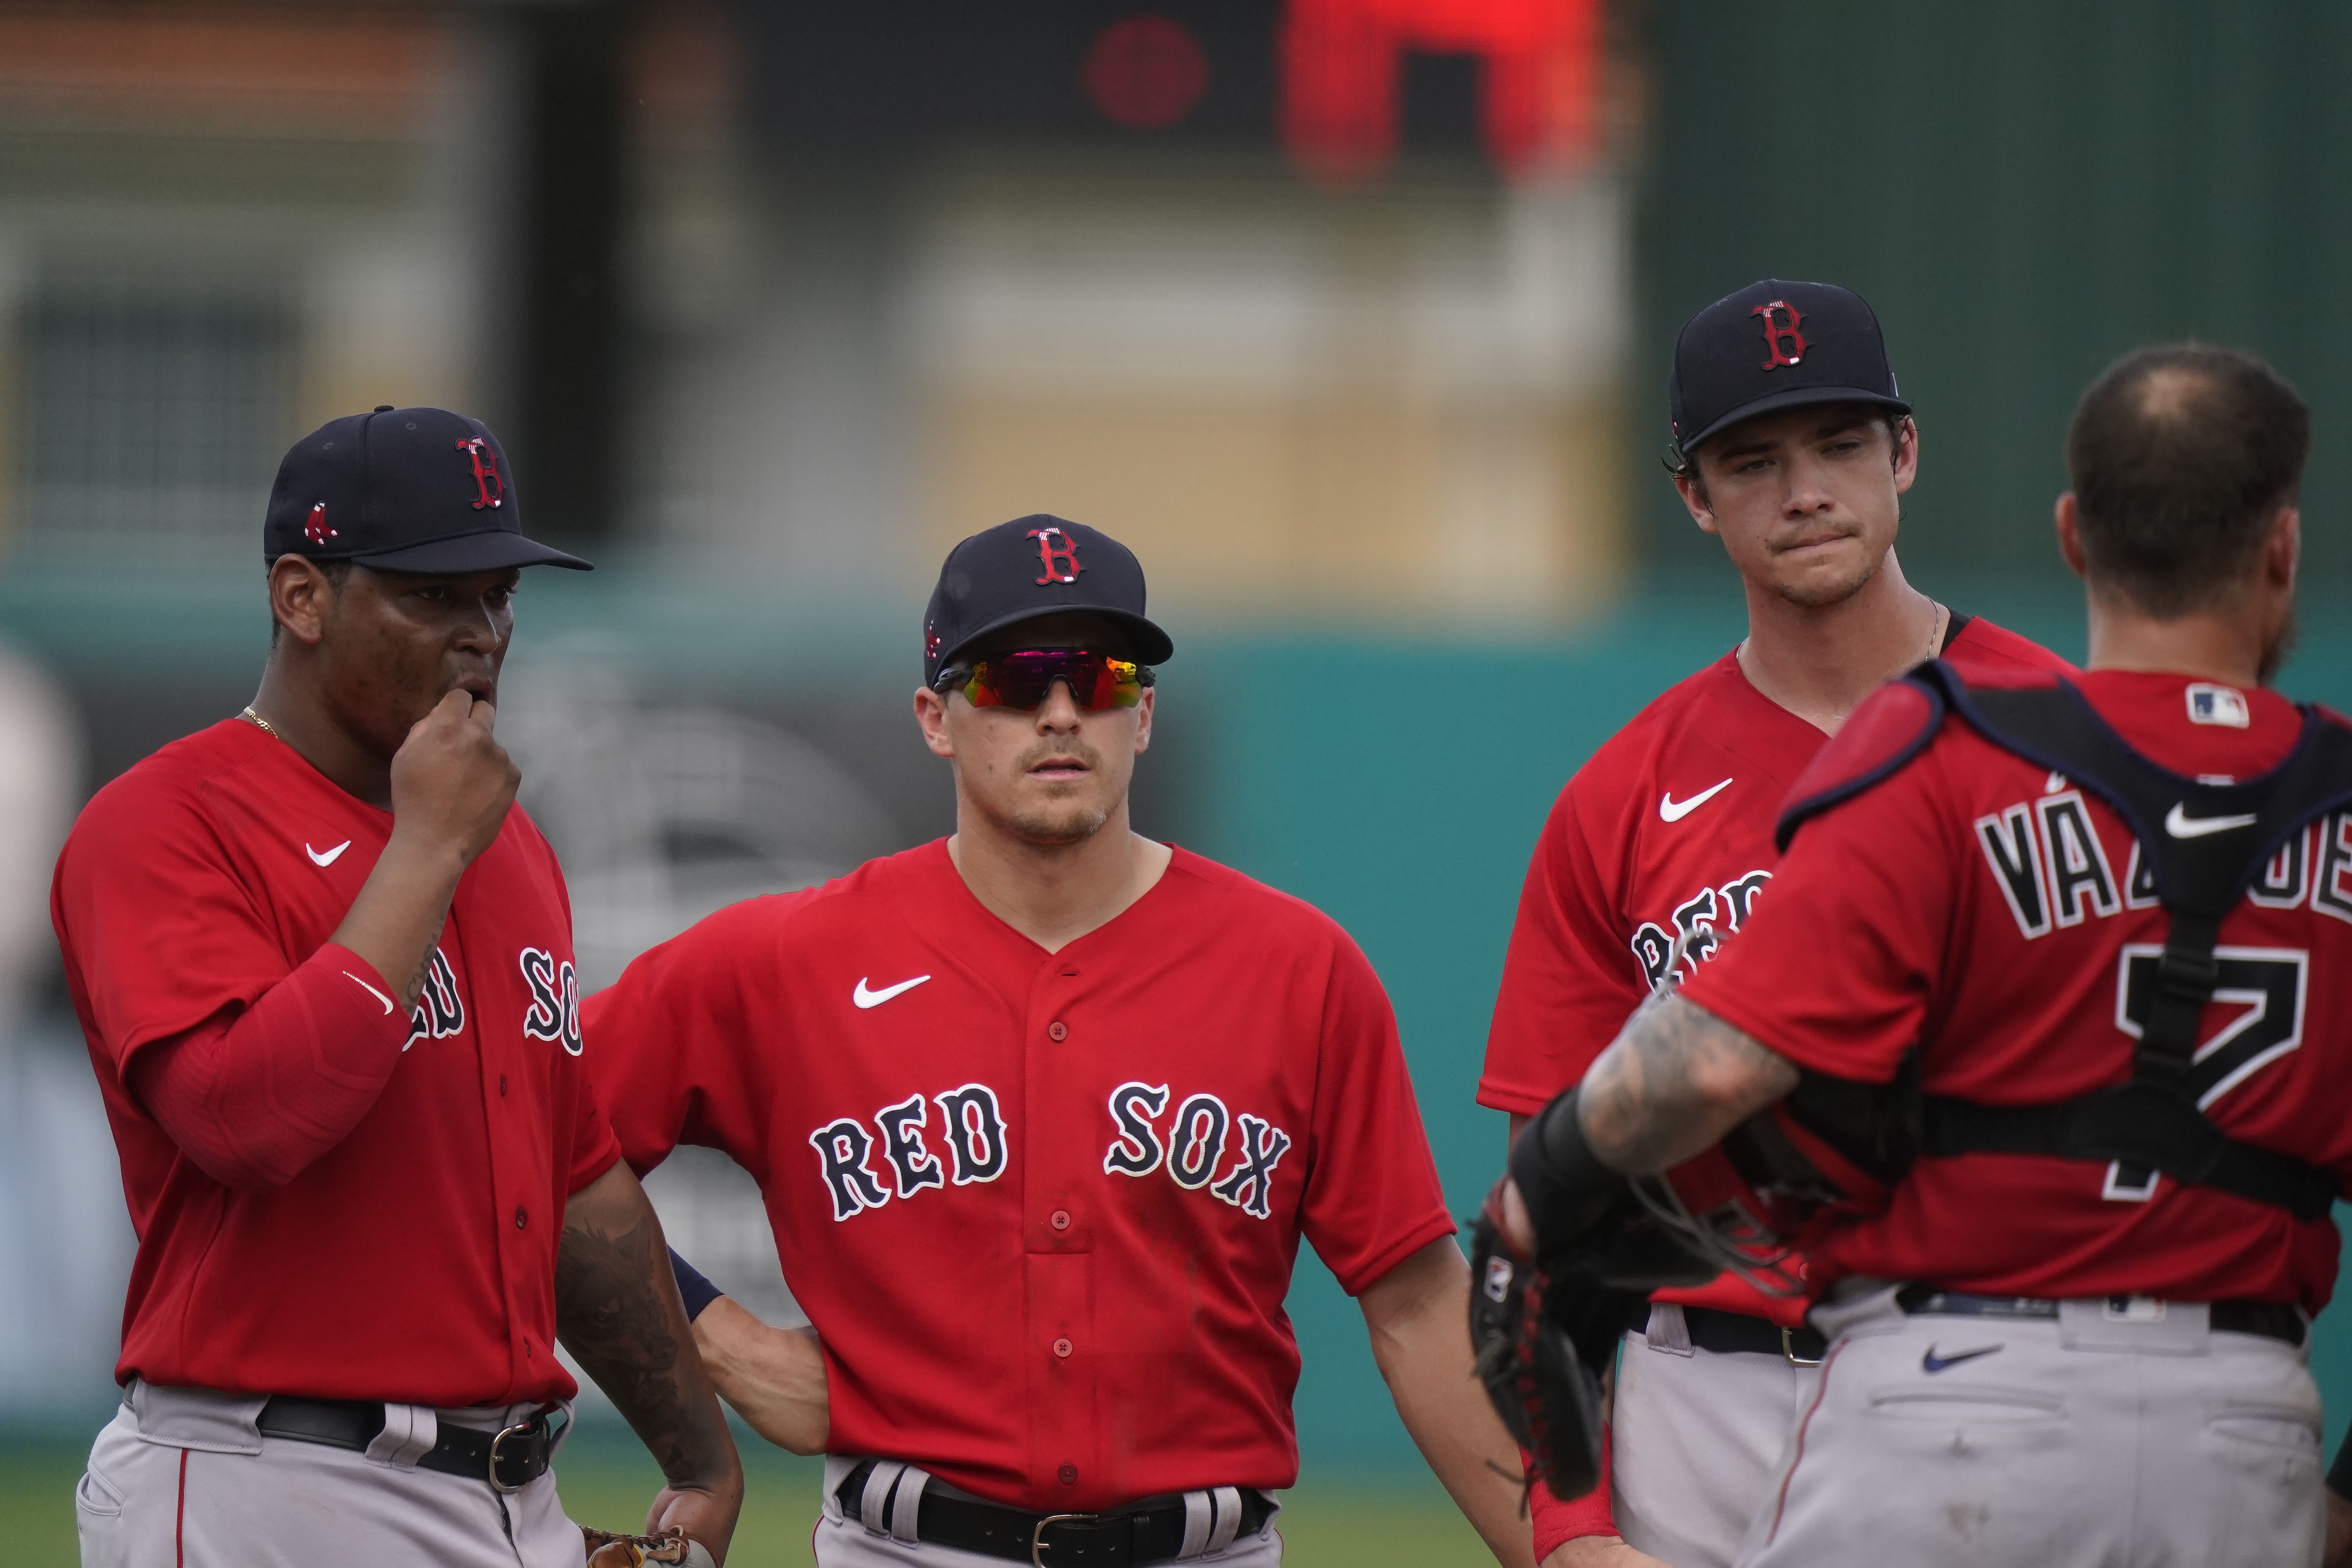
[1766, 501, 1903, 610]
[994, 736, 1117, 846]
[1772, 546, 1879, 609]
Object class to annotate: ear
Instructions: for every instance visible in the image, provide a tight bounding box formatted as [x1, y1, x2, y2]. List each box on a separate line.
[2264, 505, 2300, 592]
[1131, 688, 1155, 755]
[269, 556, 338, 646]
[2053, 493, 2088, 578]
[1890, 416, 1920, 496]
[913, 685, 955, 760]
[1674, 472, 1720, 535]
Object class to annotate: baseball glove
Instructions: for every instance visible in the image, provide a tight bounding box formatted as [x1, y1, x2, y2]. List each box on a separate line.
[1467, 1179, 1612, 1501]
[581, 1527, 717, 1568]
[1470, 1088, 1731, 1499]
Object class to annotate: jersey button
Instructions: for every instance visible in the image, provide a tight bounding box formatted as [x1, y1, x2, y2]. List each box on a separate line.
[1058, 1464, 1078, 1485]
[498, 1074, 508, 1098]
[1048, 1021, 1068, 1042]
[514, 1206, 527, 1230]
[1053, 1337, 1073, 1358]
[1051, 1209, 1072, 1231]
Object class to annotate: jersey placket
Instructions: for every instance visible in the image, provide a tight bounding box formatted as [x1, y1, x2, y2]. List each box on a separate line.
[1022, 954, 1100, 1503]
[450, 898, 542, 1392]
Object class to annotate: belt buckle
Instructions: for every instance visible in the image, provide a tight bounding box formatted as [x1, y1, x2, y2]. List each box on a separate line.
[1781, 1327, 1822, 1368]
[486, 1420, 535, 1494]
[1031, 1512, 1091, 1567]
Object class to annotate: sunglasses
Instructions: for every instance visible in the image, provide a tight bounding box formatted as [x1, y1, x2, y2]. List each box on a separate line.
[937, 649, 1153, 711]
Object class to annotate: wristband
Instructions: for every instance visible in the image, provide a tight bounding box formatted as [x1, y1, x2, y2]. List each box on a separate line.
[1509, 1088, 1627, 1259]
[668, 1246, 724, 1322]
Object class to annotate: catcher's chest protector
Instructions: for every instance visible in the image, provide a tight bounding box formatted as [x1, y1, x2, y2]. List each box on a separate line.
[1777, 660, 2352, 1221]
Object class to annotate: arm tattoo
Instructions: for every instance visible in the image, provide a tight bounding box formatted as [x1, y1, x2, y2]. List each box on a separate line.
[1576, 993, 1800, 1175]
[556, 1170, 735, 1486]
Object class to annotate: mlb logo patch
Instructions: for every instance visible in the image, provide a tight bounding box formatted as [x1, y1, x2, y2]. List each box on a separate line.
[2185, 683, 2250, 728]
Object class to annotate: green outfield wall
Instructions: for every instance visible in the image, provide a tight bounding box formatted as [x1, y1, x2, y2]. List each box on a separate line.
[1636, 0, 2352, 586]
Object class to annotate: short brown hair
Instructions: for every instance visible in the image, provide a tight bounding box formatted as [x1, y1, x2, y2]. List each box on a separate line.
[2066, 345, 2308, 617]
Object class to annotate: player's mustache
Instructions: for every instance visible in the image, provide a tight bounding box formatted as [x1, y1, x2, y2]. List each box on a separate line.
[1018, 739, 1103, 773]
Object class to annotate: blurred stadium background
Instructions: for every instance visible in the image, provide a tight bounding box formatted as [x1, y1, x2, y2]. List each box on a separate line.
[4, 1, 2352, 1561]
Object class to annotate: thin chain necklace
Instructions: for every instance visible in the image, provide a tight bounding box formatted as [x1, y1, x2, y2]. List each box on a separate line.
[240, 705, 280, 739]
[1737, 598, 1950, 683]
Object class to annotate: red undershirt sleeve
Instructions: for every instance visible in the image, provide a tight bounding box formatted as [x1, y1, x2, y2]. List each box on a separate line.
[125, 943, 414, 1192]
[1528, 1430, 1618, 1559]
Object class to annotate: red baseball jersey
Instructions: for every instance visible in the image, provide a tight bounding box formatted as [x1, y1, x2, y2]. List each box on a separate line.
[51, 719, 617, 1406]
[583, 841, 1455, 1513]
[1480, 614, 2069, 1324]
[1684, 669, 2352, 1311]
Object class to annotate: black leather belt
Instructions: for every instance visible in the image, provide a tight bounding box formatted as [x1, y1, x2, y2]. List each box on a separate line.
[837, 1462, 1275, 1566]
[256, 1395, 561, 1492]
[1628, 1300, 1828, 1365]
[1895, 1286, 2308, 1348]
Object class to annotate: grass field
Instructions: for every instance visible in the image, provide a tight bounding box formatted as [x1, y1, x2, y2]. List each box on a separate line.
[1, 1424, 1497, 1566]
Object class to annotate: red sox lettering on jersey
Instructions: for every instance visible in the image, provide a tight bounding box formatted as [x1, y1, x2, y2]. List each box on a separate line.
[584, 842, 1450, 1514]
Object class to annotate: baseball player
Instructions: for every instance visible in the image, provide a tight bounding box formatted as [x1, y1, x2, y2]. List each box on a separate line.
[52, 408, 742, 1568]
[1479, 279, 2070, 1568]
[1494, 341, 2347, 1566]
[583, 516, 1539, 1567]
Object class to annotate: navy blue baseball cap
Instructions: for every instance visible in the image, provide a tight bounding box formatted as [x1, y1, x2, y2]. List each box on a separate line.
[263, 406, 590, 572]
[1668, 280, 1910, 459]
[923, 515, 1174, 686]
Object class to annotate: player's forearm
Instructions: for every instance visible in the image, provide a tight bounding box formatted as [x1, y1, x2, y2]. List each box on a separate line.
[1362, 1239, 1541, 1568]
[692, 1297, 830, 1456]
[556, 1163, 744, 1526]
[328, 825, 471, 1013]
[1576, 993, 1799, 1174]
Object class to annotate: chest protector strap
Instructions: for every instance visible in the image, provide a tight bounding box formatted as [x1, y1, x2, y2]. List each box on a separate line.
[1889, 661, 2352, 1221]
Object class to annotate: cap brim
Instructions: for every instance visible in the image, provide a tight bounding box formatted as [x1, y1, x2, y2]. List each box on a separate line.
[943, 606, 1175, 669]
[1679, 386, 1912, 458]
[350, 530, 592, 573]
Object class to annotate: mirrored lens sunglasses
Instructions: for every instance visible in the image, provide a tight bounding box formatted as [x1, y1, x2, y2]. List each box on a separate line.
[937, 649, 1152, 711]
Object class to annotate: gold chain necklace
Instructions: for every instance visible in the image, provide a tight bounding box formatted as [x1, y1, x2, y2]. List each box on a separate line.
[240, 705, 280, 739]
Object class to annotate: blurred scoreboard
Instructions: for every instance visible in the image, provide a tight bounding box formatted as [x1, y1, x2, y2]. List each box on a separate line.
[728, 0, 1604, 182]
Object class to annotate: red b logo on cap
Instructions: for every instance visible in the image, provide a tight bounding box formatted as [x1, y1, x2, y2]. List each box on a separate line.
[1029, 527, 1082, 585]
[1752, 300, 1806, 369]
[456, 437, 505, 510]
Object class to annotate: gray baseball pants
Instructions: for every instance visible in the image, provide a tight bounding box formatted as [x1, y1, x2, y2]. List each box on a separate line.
[1609, 1305, 1820, 1567]
[810, 1456, 1283, 1567]
[1734, 1285, 2324, 1568]
[75, 1380, 584, 1568]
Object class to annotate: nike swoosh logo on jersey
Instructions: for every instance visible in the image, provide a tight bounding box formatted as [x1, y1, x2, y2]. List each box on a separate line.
[342, 970, 395, 1014]
[1659, 778, 1734, 822]
[306, 840, 352, 867]
[1920, 1343, 2004, 1374]
[853, 974, 932, 1009]
[2164, 803, 2258, 838]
